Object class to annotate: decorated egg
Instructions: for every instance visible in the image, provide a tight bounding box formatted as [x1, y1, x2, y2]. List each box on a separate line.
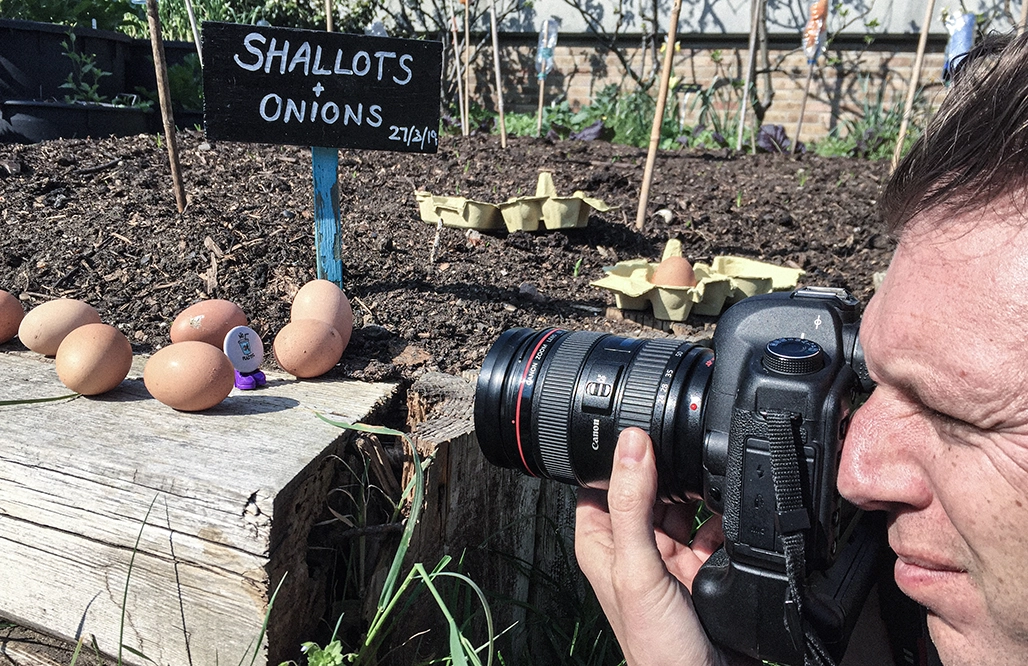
[223, 325, 264, 374]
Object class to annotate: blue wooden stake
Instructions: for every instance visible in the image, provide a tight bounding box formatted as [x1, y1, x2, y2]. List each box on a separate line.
[311, 146, 343, 288]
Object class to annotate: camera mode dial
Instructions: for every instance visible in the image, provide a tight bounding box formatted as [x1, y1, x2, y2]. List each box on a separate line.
[763, 337, 825, 375]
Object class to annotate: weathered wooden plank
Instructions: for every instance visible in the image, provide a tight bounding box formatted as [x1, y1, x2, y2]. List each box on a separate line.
[404, 372, 578, 660]
[0, 351, 398, 666]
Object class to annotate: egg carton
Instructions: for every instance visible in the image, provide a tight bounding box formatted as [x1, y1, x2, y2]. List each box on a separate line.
[415, 172, 614, 232]
[592, 255, 805, 322]
[415, 191, 503, 230]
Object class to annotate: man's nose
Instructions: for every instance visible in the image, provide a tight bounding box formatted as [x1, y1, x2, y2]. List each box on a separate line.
[837, 390, 932, 512]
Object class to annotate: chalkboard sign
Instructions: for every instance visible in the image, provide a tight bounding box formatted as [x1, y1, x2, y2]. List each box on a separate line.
[202, 22, 442, 153]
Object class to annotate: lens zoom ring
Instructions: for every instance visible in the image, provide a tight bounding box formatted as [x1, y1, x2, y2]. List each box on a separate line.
[535, 332, 604, 482]
[618, 339, 684, 432]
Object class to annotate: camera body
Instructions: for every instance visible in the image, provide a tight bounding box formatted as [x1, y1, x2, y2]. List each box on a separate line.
[474, 287, 885, 664]
[691, 286, 883, 663]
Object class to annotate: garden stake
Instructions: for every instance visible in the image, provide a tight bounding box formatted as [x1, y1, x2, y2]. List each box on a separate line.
[736, 0, 760, 152]
[448, 2, 468, 135]
[489, 0, 507, 148]
[464, 0, 471, 133]
[324, 0, 334, 32]
[146, 0, 186, 213]
[793, 0, 827, 155]
[535, 19, 558, 136]
[312, 147, 344, 287]
[893, 0, 937, 170]
[636, 0, 682, 231]
[183, 0, 202, 62]
[793, 65, 815, 154]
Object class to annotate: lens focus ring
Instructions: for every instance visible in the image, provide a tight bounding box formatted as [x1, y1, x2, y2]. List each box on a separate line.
[618, 338, 684, 432]
[536, 332, 605, 483]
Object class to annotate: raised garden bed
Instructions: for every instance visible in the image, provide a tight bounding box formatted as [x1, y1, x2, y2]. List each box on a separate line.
[0, 130, 895, 662]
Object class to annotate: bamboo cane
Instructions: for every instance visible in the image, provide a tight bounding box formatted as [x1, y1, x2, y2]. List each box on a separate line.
[449, 2, 468, 135]
[146, 0, 186, 213]
[892, 0, 937, 170]
[536, 82, 545, 136]
[636, 0, 683, 231]
[183, 0, 202, 63]
[736, 0, 760, 151]
[489, 0, 507, 148]
[464, 1, 471, 132]
[792, 64, 815, 154]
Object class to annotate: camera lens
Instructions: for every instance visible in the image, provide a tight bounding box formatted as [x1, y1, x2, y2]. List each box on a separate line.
[474, 328, 715, 502]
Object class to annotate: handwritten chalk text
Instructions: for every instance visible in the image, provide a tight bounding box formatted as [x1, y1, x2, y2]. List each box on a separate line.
[233, 33, 414, 85]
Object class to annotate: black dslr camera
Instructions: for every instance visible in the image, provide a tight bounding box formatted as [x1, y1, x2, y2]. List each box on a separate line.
[474, 287, 887, 664]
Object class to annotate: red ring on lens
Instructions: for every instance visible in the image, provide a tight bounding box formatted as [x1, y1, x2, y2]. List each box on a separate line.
[514, 328, 560, 476]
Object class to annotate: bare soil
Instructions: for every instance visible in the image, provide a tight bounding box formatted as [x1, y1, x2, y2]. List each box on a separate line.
[0, 131, 894, 386]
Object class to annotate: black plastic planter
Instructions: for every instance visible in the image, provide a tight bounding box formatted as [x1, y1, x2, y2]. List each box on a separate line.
[0, 100, 152, 143]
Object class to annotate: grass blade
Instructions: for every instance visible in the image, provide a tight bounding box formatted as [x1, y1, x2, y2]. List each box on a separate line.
[314, 415, 426, 611]
[119, 495, 158, 666]
[240, 572, 289, 666]
[0, 393, 79, 406]
[121, 644, 159, 664]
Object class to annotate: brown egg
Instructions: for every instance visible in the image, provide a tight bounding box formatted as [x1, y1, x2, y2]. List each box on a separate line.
[0, 290, 24, 344]
[273, 319, 344, 378]
[55, 323, 133, 395]
[143, 341, 235, 411]
[290, 279, 354, 352]
[18, 298, 102, 356]
[650, 256, 698, 287]
[170, 299, 247, 347]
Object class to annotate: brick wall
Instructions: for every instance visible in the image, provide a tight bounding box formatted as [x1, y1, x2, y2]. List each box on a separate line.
[467, 36, 949, 143]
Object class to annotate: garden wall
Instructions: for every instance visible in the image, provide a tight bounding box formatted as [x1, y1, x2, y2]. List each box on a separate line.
[471, 34, 949, 142]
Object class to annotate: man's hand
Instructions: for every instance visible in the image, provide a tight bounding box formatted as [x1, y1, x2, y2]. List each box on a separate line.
[575, 427, 753, 666]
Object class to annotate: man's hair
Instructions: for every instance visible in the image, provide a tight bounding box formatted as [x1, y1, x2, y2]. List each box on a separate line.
[882, 31, 1028, 233]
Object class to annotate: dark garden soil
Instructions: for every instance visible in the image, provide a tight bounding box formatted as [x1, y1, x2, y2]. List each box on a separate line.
[0, 131, 894, 386]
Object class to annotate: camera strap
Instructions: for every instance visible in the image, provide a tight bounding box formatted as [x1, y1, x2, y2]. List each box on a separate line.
[765, 409, 837, 666]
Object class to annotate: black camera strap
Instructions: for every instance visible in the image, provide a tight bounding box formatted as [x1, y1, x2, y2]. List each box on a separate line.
[765, 409, 837, 666]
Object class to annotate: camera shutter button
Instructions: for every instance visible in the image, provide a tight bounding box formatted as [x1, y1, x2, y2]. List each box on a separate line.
[763, 337, 825, 375]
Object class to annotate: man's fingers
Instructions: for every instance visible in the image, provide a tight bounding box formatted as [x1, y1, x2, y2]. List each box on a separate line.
[606, 428, 667, 584]
[690, 515, 725, 560]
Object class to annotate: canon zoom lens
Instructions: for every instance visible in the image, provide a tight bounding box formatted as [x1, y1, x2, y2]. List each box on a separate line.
[474, 328, 716, 502]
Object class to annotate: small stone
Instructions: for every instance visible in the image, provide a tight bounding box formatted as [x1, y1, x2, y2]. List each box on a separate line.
[361, 324, 391, 340]
[518, 282, 546, 302]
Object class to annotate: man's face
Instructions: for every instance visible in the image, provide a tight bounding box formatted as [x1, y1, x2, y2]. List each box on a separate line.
[837, 203, 1028, 665]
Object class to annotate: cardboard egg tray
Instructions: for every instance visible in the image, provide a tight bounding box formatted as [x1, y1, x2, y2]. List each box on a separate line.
[415, 172, 613, 232]
[592, 254, 805, 322]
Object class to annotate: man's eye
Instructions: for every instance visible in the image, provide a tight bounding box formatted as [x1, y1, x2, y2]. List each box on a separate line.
[925, 406, 976, 437]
